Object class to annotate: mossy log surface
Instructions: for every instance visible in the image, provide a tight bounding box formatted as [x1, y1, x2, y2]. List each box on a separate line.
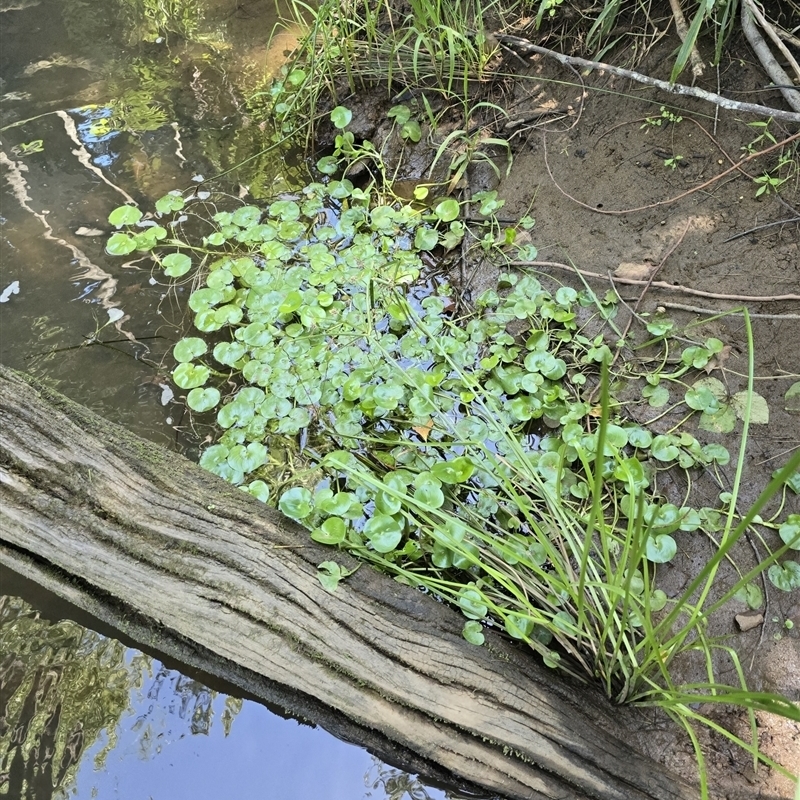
[0, 365, 698, 800]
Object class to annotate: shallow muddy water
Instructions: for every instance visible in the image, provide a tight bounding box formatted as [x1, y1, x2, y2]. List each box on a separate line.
[0, 2, 453, 798]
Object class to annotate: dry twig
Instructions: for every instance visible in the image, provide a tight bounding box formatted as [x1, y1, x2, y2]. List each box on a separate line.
[512, 260, 800, 302]
[668, 0, 706, 80]
[741, 0, 800, 112]
[542, 130, 800, 216]
[495, 34, 800, 123]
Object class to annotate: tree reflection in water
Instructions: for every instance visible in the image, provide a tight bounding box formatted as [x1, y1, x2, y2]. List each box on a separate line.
[0, 595, 133, 799]
[0, 594, 235, 799]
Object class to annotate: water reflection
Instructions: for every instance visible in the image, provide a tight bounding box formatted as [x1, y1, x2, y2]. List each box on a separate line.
[1, 0, 301, 446]
[0, 573, 452, 800]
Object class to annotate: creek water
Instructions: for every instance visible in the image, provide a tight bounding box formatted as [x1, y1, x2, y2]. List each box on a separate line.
[0, 2, 453, 798]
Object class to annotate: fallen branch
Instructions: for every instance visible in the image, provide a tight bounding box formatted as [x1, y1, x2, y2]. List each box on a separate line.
[741, 0, 800, 112]
[650, 301, 800, 320]
[513, 260, 800, 302]
[495, 34, 800, 123]
[723, 216, 800, 242]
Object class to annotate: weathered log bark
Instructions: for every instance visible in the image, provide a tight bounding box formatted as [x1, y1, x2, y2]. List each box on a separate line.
[0, 365, 698, 800]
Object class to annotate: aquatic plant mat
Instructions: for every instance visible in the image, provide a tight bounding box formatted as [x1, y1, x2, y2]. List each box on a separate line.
[0, 364, 700, 800]
[97, 50, 800, 794]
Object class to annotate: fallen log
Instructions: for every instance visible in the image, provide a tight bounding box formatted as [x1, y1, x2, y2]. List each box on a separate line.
[0, 365, 698, 800]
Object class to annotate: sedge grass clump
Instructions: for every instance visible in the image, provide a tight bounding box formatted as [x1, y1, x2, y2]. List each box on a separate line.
[105, 113, 800, 797]
[265, 0, 508, 141]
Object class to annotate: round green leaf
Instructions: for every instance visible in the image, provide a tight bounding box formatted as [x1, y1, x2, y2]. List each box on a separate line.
[734, 581, 764, 610]
[646, 534, 677, 563]
[231, 206, 262, 227]
[244, 480, 270, 503]
[458, 587, 487, 620]
[173, 362, 210, 390]
[173, 337, 207, 362]
[605, 424, 629, 449]
[401, 119, 421, 142]
[462, 620, 485, 646]
[213, 341, 247, 366]
[162, 252, 192, 277]
[228, 442, 267, 473]
[779, 515, 800, 550]
[279, 487, 314, 520]
[214, 304, 244, 325]
[702, 443, 730, 465]
[106, 233, 137, 256]
[311, 517, 347, 545]
[108, 205, 142, 228]
[431, 542, 454, 569]
[642, 384, 670, 408]
[318, 492, 357, 517]
[279, 290, 303, 315]
[415, 480, 444, 509]
[364, 514, 403, 553]
[648, 589, 668, 612]
[269, 199, 300, 221]
[613, 457, 649, 491]
[414, 227, 439, 251]
[431, 457, 475, 484]
[685, 384, 720, 413]
[186, 386, 220, 412]
[768, 561, 800, 591]
[375, 489, 402, 516]
[155, 193, 185, 214]
[330, 106, 352, 129]
[505, 613, 534, 640]
[432, 198, 460, 223]
[651, 435, 680, 462]
[316, 155, 339, 175]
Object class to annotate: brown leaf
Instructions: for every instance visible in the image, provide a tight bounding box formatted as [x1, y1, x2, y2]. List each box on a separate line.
[704, 344, 731, 374]
[412, 419, 434, 441]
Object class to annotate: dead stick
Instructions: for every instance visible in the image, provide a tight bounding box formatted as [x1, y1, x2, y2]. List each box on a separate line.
[654, 302, 800, 320]
[741, 0, 800, 111]
[542, 130, 800, 216]
[512, 260, 800, 302]
[494, 34, 800, 123]
[743, 0, 800, 84]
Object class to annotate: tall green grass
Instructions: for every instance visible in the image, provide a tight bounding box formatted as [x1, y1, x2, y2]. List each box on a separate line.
[528, 0, 743, 81]
[330, 301, 800, 798]
[269, 0, 508, 139]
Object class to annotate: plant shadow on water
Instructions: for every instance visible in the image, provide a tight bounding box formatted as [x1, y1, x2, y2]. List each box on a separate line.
[0, 0, 302, 446]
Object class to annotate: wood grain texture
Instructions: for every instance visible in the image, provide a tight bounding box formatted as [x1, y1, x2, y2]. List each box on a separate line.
[0, 365, 698, 800]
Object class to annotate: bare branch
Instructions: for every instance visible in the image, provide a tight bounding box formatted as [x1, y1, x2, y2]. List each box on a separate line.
[496, 35, 800, 123]
[740, 0, 800, 113]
